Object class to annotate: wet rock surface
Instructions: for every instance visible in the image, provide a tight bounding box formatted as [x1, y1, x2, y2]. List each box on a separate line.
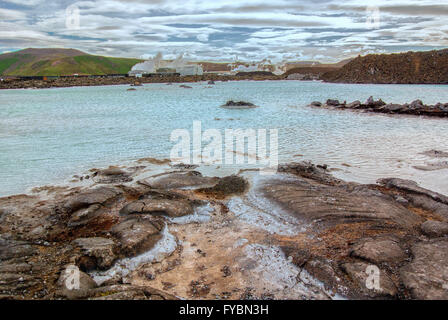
[64, 186, 122, 213]
[1, 160, 447, 300]
[138, 171, 218, 190]
[261, 162, 448, 299]
[420, 149, 448, 158]
[197, 175, 249, 199]
[93, 168, 133, 184]
[264, 168, 422, 230]
[120, 198, 194, 218]
[111, 216, 164, 258]
[0, 166, 181, 299]
[413, 161, 448, 171]
[309, 97, 448, 117]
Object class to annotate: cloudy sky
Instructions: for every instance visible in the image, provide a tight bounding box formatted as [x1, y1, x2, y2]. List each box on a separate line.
[0, 0, 447, 62]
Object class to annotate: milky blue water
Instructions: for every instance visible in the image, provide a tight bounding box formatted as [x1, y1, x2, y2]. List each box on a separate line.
[1, 80, 448, 196]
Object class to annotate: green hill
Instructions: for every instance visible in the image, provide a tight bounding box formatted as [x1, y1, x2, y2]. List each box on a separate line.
[0, 48, 143, 76]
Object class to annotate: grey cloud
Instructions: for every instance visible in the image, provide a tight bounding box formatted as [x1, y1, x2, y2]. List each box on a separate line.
[0, 0, 447, 62]
[329, 4, 448, 16]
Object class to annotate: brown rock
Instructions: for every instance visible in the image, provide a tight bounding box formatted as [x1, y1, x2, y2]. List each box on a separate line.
[378, 178, 448, 205]
[64, 187, 122, 212]
[262, 177, 421, 229]
[400, 239, 448, 299]
[56, 265, 97, 299]
[119, 199, 194, 217]
[197, 175, 248, 198]
[347, 100, 361, 108]
[420, 220, 448, 238]
[111, 216, 164, 257]
[378, 178, 448, 220]
[305, 258, 341, 291]
[341, 262, 397, 298]
[0, 239, 37, 261]
[72, 237, 116, 270]
[67, 204, 102, 227]
[139, 171, 218, 190]
[91, 284, 176, 300]
[350, 235, 408, 265]
[326, 99, 340, 106]
[94, 168, 132, 184]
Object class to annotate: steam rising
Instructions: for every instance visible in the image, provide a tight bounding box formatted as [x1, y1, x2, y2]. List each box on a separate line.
[131, 52, 287, 75]
[229, 58, 287, 75]
[131, 52, 188, 73]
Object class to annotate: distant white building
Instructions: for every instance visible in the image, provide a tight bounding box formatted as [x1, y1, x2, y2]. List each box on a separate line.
[176, 65, 203, 76]
[128, 70, 144, 77]
[128, 52, 204, 77]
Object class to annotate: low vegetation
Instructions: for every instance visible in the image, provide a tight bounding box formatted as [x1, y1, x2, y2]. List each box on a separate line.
[0, 48, 143, 76]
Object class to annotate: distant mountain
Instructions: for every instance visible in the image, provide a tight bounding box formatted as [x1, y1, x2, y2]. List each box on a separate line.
[284, 59, 352, 71]
[282, 58, 351, 78]
[0, 48, 143, 76]
[197, 61, 232, 72]
[322, 49, 448, 84]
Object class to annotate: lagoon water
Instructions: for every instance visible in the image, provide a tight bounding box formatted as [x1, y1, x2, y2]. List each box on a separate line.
[1, 80, 448, 196]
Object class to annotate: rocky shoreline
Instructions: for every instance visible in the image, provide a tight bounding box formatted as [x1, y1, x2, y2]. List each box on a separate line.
[0, 74, 282, 90]
[309, 97, 448, 118]
[321, 49, 448, 84]
[1, 159, 448, 300]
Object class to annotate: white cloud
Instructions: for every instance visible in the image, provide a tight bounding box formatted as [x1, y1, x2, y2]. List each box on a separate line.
[196, 33, 209, 42]
[0, 8, 27, 20]
[2, 0, 44, 6]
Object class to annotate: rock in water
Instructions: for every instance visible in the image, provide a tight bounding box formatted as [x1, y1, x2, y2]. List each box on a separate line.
[310, 101, 322, 107]
[347, 100, 361, 108]
[420, 150, 448, 158]
[410, 99, 424, 109]
[221, 100, 258, 109]
[94, 167, 132, 184]
[325, 99, 340, 106]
